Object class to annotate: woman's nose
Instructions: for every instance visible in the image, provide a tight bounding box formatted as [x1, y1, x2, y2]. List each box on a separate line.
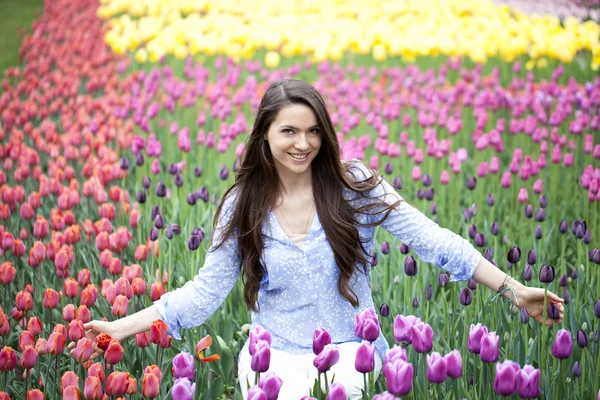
[294, 133, 310, 150]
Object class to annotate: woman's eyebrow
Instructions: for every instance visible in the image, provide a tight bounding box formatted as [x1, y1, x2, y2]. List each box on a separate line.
[279, 124, 320, 129]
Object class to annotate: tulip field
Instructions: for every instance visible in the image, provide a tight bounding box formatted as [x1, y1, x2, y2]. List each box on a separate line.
[1, 0, 600, 398]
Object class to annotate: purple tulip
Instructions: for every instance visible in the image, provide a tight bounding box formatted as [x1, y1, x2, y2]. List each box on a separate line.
[480, 332, 500, 363]
[251, 340, 271, 373]
[493, 360, 520, 396]
[174, 173, 184, 187]
[539, 195, 547, 208]
[372, 392, 397, 400]
[194, 166, 203, 177]
[438, 273, 449, 287]
[142, 176, 151, 189]
[404, 256, 417, 276]
[149, 227, 159, 241]
[384, 345, 407, 364]
[219, 165, 229, 180]
[547, 303, 560, 320]
[250, 326, 272, 355]
[154, 214, 164, 229]
[355, 309, 380, 342]
[355, 341, 375, 373]
[563, 289, 570, 305]
[466, 176, 477, 190]
[422, 174, 431, 186]
[381, 241, 390, 254]
[460, 288, 472, 306]
[577, 330, 588, 348]
[155, 182, 167, 197]
[425, 285, 432, 301]
[383, 359, 414, 396]
[551, 329, 573, 359]
[393, 315, 420, 343]
[393, 177, 402, 190]
[520, 307, 530, 324]
[313, 328, 332, 355]
[327, 383, 347, 400]
[474, 233, 486, 247]
[486, 193, 495, 206]
[172, 352, 195, 380]
[371, 253, 378, 267]
[171, 378, 196, 400]
[247, 386, 267, 400]
[539, 265, 555, 283]
[399, 243, 409, 254]
[523, 264, 533, 281]
[411, 322, 433, 353]
[490, 221, 499, 236]
[136, 152, 145, 166]
[527, 250, 537, 265]
[559, 220, 568, 233]
[467, 323, 488, 354]
[426, 352, 447, 384]
[559, 274, 569, 287]
[594, 299, 600, 319]
[572, 361, 582, 377]
[518, 365, 540, 398]
[258, 371, 283, 400]
[412, 297, 420, 308]
[384, 162, 393, 175]
[507, 247, 521, 264]
[314, 344, 340, 373]
[187, 234, 200, 250]
[379, 303, 390, 317]
[534, 225, 543, 240]
[137, 190, 147, 204]
[444, 350, 463, 379]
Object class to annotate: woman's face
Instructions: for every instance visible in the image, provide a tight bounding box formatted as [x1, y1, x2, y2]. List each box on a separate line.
[265, 103, 322, 177]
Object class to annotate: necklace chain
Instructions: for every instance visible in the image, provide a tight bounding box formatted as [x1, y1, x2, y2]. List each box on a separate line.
[278, 199, 314, 235]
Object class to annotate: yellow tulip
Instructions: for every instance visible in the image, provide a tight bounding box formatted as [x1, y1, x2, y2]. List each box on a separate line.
[265, 51, 281, 68]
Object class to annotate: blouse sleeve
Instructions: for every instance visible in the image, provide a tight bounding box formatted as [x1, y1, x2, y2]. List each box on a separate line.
[348, 159, 481, 282]
[153, 193, 241, 339]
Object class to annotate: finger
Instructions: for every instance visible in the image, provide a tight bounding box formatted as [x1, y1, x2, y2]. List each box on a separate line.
[547, 292, 564, 303]
[68, 342, 75, 351]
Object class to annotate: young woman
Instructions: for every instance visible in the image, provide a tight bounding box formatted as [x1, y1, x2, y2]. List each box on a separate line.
[73, 79, 564, 399]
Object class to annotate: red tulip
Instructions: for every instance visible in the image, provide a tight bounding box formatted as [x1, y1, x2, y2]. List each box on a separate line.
[20, 346, 37, 369]
[12, 239, 25, 257]
[15, 291, 33, 312]
[87, 363, 105, 382]
[0, 347, 16, 371]
[135, 332, 150, 348]
[132, 277, 146, 296]
[68, 319, 85, 342]
[84, 376, 103, 400]
[150, 320, 168, 345]
[1, 233, 14, 252]
[32, 241, 46, 262]
[0, 262, 16, 284]
[0, 392, 11, 400]
[78, 269, 91, 287]
[105, 372, 128, 396]
[35, 339, 48, 356]
[20, 203, 34, 220]
[61, 371, 79, 391]
[142, 372, 160, 398]
[46, 332, 65, 355]
[62, 386, 80, 400]
[63, 304, 76, 322]
[108, 258, 122, 275]
[64, 277, 79, 298]
[111, 295, 129, 317]
[76, 305, 91, 323]
[150, 281, 165, 301]
[95, 333, 112, 351]
[144, 365, 162, 382]
[95, 232, 110, 251]
[79, 287, 96, 307]
[26, 389, 44, 400]
[114, 277, 133, 299]
[99, 250, 112, 269]
[134, 244, 148, 261]
[33, 216, 49, 239]
[72, 338, 93, 363]
[43, 289, 59, 309]
[0, 314, 9, 336]
[19, 331, 35, 351]
[104, 340, 124, 365]
[54, 324, 67, 337]
[123, 264, 142, 281]
[27, 317, 43, 336]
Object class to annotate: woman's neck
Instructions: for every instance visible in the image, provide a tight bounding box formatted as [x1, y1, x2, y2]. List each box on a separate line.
[277, 168, 313, 198]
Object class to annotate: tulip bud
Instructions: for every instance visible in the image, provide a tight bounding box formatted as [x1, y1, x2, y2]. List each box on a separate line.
[426, 352, 447, 384]
[534, 225, 543, 240]
[480, 332, 500, 363]
[507, 247, 521, 264]
[425, 285, 433, 301]
[404, 256, 417, 276]
[460, 288, 472, 306]
[84, 376, 103, 400]
[379, 303, 389, 317]
[552, 329, 573, 359]
[493, 360, 519, 396]
[381, 241, 390, 255]
[155, 182, 167, 197]
[539, 265, 555, 283]
[577, 330, 588, 348]
[354, 341, 375, 373]
[490, 221, 499, 236]
[251, 340, 271, 373]
[142, 372, 160, 399]
[547, 303, 560, 320]
[313, 343, 339, 373]
[438, 273, 449, 287]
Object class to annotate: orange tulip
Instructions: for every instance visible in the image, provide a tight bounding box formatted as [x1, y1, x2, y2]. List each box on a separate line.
[87, 363, 105, 382]
[54, 249, 69, 271]
[114, 277, 132, 298]
[61, 371, 79, 392]
[99, 249, 112, 268]
[19, 203, 34, 220]
[43, 289, 59, 309]
[26, 389, 44, 400]
[84, 376, 103, 400]
[32, 241, 46, 262]
[104, 340, 124, 365]
[129, 209, 140, 227]
[15, 291, 33, 312]
[46, 332, 65, 355]
[27, 317, 42, 336]
[108, 257, 122, 275]
[105, 372, 128, 396]
[53, 324, 67, 337]
[64, 277, 79, 298]
[67, 319, 85, 342]
[95, 231, 110, 251]
[196, 335, 221, 363]
[19, 331, 35, 351]
[142, 372, 160, 398]
[134, 244, 148, 261]
[150, 320, 168, 345]
[35, 338, 47, 356]
[150, 281, 165, 302]
[12, 239, 25, 257]
[62, 385, 80, 400]
[72, 337, 93, 363]
[96, 333, 112, 352]
[78, 269, 91, 287]
[111, 295, 129, 318]
[76, 305, 91, 323]
[132, 278, 146, 296]
[33, 216, 49, 239]
[0, 314, 9, 336]
[79, 287, 96, 307]
[0, 347, 16, 371]
[0, 262, 16, 284]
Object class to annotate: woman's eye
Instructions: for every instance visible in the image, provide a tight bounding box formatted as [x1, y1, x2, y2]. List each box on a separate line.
[310, 129, 320, 134]
[282, 129, 294, 134]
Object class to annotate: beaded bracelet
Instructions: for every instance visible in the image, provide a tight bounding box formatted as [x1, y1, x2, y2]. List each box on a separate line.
[491, 275, 520, 306]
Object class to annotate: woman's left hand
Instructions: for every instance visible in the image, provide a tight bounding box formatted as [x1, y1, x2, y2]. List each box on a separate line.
[517, 286, 565, 326]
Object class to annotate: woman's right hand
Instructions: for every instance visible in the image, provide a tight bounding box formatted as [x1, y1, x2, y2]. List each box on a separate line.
[68, 320, 120, 360]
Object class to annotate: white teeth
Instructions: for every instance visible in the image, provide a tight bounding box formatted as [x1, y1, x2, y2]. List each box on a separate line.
[288, 153, 308, 160]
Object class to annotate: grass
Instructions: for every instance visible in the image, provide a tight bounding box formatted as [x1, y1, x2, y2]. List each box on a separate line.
[0, 0, 43, 74]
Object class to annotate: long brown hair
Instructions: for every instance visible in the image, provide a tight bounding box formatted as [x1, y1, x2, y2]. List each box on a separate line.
[212, 79, 402, 312]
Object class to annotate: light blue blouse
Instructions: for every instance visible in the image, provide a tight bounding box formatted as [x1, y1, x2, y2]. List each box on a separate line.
[154, 159, 482, 360]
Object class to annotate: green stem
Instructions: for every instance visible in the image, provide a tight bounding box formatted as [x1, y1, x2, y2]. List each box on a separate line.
[363, 373, 367, 400]
[324, 371, 329, 393]
[580, 349, 585, 400]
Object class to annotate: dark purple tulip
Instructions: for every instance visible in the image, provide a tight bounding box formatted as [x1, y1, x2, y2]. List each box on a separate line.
[170, 224, 181, 235]
[416, 189, 424, 200]
[534, 225, 543, 240]
[381, 241, 390, 255]
[155, 182, 167, 197]
[119, 157, 129, 170]
[571, 268, 579, 280]
[192, 228, 205, 241]
[327, 383, 347, 400]
[233, 158, 242, 173]
[379, 303, 390, 317]
[313, 344, 339, 373]
[572, 361, 581, 377]
[251, 340, 271, 373]
[383, 358, 414, 396]
[463, 208, 472, 223]
[507, 247, 521, 264]
[135, 152, 144, 166]
[460, 288, 472, 306]
[392, 177, 402, 190]
[384, 162, 393, 175]
[219, 165, 229, 180]
[486, 193, 494, 206]
[149, 227, 159, 241]
[520, 307, 530, 324]
[411, 322, 433, 353]
[412, 297, 419, 308]
[468, 279, 477, 290]
[194, 166, 203, 177]
[575, 224, 585, 240]
[535, 208, 546, 222]
[559, 220, 569, 233]
[490, 221, 499, 236]
[583, 230, 591, 245]
[444, 350, 462, 379]
[142, 176, 151, 189]
[539, 265, 555, 283]
[524, 204, 534, 219]
[468, 224, 477, 239]
[466, 176, 477, 190]
[404, 256, 417, 276]
[154, 214, 164, 229]
[188, 234, 201, 251]
[527, 250, 537, 265]
[426, 352, 447, 384]
[424, 188, 434, 201]
[589, 249, 599, 262]
[547, 303, 560, 320]
[151, 205, 160, 221]
[312, 328, 331, 355]
[400, 243, 410, 254]
[174, 173, 184, 187]
[591, 249, 600, 265]
[470, 203, 478, 217]
[258, 371, 283, 400]
[474, 233, 486, 247]
[480, 332, 500, 363]
[187, 193, 196, 205]
[196, 186, 209, 202]
[438, 273, 449, 288]
[493, 360, 519, 396]
[355, 341, 375, 373]
[518, 365, 540, 399]
[593, 330, 599, 343]
[371, 253, 378, 267]
[577, 330, 588, 348]
[430, 202, 437, 215]
[559, 274, 568, 287]
[523, 264, 532, 281]
[594, 299, 600, 319]
[137, 190, 147, 204]
[422, 174, 431, 187]
[551, 329, 573, 359]
[539, 195, 547, 208]
[563, 289, 570, 305]
[166, 225, 174, 240]
[167, 164, 178, 175]
[425, 285, 432, 301]
[483, 248, 494, 261]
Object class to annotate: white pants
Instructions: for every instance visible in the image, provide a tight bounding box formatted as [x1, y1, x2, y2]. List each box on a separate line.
[238, 342, 382, 400]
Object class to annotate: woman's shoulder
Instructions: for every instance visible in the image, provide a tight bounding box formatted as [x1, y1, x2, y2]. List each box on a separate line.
[341, 158, 375, 181]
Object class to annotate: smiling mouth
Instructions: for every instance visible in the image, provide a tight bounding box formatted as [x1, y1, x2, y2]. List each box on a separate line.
[287, 152, 309, 160]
